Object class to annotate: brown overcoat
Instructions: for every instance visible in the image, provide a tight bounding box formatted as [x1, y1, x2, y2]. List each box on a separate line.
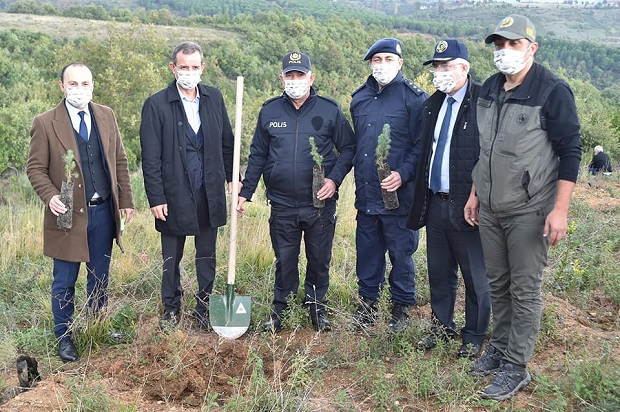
[27, 100, 134, 262]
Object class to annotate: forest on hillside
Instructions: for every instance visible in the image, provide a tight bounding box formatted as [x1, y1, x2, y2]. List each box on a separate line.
[3, 0, 620, 87]
[0, 0, 618, 175]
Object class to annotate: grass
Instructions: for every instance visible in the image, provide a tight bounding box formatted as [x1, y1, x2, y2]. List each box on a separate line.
[0, 170, 619, 410]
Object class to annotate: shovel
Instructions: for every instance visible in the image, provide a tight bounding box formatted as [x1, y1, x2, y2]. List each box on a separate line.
[210, 76, 251, 339]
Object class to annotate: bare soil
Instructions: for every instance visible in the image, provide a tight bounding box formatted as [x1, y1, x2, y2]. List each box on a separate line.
[2, 293, 618, 411]
[573, 175, 620, 211]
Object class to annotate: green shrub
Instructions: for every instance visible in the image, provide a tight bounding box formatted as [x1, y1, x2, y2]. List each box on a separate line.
[568, 355, 620, 408]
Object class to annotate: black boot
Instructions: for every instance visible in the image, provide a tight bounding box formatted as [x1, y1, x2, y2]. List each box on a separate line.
[309, 305, 331, 332]
[58, 337, 78, 362]
[263, 312, 283, 333]
[159, 310, 179, 333]
[388, 303, 409, 333]
[352, 296, 378, 330]
[193, 295, 210, 330]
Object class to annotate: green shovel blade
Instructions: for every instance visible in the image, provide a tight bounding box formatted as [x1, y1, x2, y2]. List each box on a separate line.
[210, 284, 251, 340]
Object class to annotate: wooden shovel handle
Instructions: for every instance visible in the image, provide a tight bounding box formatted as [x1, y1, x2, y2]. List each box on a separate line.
[228, 76, 243, 285]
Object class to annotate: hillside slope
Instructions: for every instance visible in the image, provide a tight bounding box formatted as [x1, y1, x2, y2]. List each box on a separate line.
[0, 12, 235, 41]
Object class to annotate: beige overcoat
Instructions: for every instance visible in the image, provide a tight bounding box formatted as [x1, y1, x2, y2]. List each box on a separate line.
[27, 100, 134, 262]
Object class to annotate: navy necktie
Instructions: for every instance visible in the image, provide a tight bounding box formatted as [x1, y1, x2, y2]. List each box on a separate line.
[430, 97, 456, 193]
[78, 111, 88, 141]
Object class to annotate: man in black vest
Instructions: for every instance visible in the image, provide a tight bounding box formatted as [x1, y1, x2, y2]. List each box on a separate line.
[408, 39, 490, 359]
[140, 42, 235, 331]
[466, 15, 581, 400]
[28, 63, 135, 362]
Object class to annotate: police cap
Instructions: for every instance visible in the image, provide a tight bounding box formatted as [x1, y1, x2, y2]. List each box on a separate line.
[422, 38, 469, 65]
[363, 38, 403, 61]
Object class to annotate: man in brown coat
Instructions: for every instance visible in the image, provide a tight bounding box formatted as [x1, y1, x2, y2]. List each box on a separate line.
[27, 62, 134, 362]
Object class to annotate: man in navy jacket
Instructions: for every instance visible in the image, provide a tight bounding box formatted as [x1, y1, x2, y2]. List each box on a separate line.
[588, 145, 612, 175]
[238, 52, 355, 332]
[350, 38, 427, 332]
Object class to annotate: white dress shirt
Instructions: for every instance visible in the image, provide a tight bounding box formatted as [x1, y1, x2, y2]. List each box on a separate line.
[65, 101, 91, 139]
[428, 80, 468, 193]
[177, 85, 201, 133]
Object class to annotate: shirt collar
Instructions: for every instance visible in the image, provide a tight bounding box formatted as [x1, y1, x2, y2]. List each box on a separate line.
[64, 99, 90, 117]
[448, 79, 468, 105]
[176, 83, 200, 103]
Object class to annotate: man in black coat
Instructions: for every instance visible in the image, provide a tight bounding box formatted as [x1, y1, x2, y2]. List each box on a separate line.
[408, 39, 490, 358]
[140, 41, 235, 330]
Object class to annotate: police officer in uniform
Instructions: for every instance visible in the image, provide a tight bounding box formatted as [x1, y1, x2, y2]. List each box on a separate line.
[238, 52, 355, 332]
[350, 38, 428, 332]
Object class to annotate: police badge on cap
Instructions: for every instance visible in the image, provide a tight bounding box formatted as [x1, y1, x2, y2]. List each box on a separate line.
[282, 52, 312, 73]
[422, 39, 469, 65]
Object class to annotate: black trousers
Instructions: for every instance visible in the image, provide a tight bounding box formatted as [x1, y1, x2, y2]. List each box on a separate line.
[269, 202, 337, 315]
[160, 188, 217, 315]
[426, 192, 490, 345]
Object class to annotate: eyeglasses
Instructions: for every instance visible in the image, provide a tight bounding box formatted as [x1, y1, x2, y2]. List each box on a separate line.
[429, 62, 462, 73]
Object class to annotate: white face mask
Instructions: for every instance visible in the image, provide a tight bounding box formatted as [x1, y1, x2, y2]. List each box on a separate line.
[432, 71, 457, 94]
[65, 87, 93, 109]
[284, 79, 309, 100]
[176, 70, 202, 90]
[371, 63, 399, 86]
[493, 45, 531, 75]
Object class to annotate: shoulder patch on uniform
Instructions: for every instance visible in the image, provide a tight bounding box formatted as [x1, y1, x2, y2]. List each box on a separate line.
[404, 79, 426, 96]
[351, 83, 367, 97]
[262, 95, 283, 107]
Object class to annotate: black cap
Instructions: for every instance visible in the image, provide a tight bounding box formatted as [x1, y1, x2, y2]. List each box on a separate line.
[282, 52, 312, 74]
[363, 38, 403, 61]
[422, 39, 469, 65]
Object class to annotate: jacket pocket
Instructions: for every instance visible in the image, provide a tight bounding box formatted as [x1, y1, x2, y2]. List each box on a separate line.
[265, 161, 279, 187]
[521, 170, 532, 201]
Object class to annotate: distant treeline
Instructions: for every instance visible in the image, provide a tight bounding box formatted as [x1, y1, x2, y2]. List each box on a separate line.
[0, 1, 618, 175]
